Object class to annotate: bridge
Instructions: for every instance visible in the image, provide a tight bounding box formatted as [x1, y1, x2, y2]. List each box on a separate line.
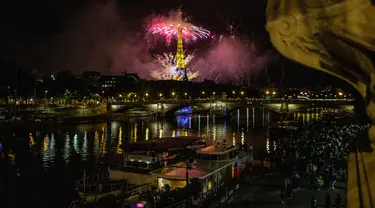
[108, 98, 355, 115]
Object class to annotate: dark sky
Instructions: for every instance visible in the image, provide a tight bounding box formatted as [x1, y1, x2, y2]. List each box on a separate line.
[0, 0, 351, 89]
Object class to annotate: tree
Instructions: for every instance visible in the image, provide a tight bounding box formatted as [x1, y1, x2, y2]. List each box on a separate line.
[64, 90, 72, 107]
[52, 70, 89, 99]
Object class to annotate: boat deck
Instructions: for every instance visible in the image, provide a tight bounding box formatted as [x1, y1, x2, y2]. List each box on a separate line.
[196, 145, 236, 155]
[152, 159, 234, 180]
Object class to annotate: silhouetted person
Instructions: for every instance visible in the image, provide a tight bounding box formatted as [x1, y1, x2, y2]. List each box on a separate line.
[325, 193, 332, 208]
[335, 194, 342, 208]
[311, 196, 317, 208]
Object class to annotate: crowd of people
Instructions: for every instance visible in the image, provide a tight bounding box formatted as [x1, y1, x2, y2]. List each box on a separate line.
[266, 110, 368, 206]
[293, 112, 366, 184]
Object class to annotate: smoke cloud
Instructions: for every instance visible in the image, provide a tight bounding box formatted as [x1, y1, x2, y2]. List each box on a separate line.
[2, 1, 268, 83]
[191, 35, 269, 83]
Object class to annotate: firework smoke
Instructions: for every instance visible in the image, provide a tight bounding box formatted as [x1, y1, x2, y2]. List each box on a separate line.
[151, 53, 199, 80]
[190, 35, 269, 84]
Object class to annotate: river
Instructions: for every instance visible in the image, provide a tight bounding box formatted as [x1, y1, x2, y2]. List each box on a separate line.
[1, 106, 326, 207]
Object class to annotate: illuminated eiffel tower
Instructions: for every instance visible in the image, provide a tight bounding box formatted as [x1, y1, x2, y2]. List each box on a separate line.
[176, 12, 188, 81]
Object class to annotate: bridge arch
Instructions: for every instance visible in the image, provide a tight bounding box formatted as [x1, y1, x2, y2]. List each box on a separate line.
[164, 103, 210, 116]
[110, 104, 155, 113]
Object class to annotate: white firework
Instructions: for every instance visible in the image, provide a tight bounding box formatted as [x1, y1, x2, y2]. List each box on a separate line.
[151, 52, 199, 80]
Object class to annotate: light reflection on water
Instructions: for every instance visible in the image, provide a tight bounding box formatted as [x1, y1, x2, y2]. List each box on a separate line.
[19, 106, 328, 168]
[63, 133, 70, 163]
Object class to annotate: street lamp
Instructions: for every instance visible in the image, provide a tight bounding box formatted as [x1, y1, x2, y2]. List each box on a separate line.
[272, 91, 276, 95]
[184, 92, 188, 96]
[266, 91, 270, 95]
[232, 90, 235, 94]
[145, 93, 149, 97]
[201, 91, 205, 95]
[44, 90, 48, 111]
[172, 92, 175, 96]
[159, 93, 163, 101]
[213, 92, 216, 95]
[338, 92, 343, 96]
[241, 91, 244, 95]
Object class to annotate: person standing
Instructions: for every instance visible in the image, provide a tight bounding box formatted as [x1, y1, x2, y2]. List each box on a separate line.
[311, 196, 317, 208]
[325, 193, 332, 208]
[335, 194, 342, 208]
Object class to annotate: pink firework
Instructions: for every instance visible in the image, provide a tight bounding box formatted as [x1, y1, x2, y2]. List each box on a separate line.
[147, 10, 211, 43]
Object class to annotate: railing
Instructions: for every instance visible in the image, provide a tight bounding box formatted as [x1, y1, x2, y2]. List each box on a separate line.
[85, 183, 151, 203]
[75, 173, 109, 193]
[70, 180, 151, 207]
[164, 189, 215, 208]
[75, 172, 139, 195]
[68, 199, 87, 208]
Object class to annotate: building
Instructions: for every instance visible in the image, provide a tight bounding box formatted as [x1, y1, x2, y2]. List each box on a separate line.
[82, 71, 101, 88]
[99, 73, 140, 93]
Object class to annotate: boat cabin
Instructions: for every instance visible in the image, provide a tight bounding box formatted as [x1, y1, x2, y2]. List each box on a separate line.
[108, 136, 206, 186]
[152, 142, 250, 193]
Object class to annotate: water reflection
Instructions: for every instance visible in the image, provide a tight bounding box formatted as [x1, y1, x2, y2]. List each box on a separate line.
[42, 134, 56, 167]
[63, 133, 70, 163]
[116, 127, 123, 155]
[94, 131, 100, 159]
[82, 132, 88, 161]
[294, 109, 322, 124]
[11, 106, 332, 168]
[73, 133, 79, 154]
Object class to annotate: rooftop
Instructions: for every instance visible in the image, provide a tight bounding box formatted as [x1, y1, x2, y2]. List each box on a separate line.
[152, 160, 233, 180]
[196, 145, 237, 155]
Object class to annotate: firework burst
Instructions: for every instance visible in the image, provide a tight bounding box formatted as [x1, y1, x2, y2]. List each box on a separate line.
[151, 52, 199, 80]
[146, 10, 211, 43]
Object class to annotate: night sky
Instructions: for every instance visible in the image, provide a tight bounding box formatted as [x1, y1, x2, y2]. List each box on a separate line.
[0, 0, 352, 89]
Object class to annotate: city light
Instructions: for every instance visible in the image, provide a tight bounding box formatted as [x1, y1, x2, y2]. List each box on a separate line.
[241, 91, 244, 95]
[272, 91, 276, 95]
[232, 90, 235, 94]
[213, 92, 216, 95]
[201, 91, 205, 95]
[172, 92, 175, 96]
[184, 92, 188, 96]
[338, 92, 343, 96]
[266, 91, 269, 95]
[159, 93, 163, 97]
[145, 93, 149, 97]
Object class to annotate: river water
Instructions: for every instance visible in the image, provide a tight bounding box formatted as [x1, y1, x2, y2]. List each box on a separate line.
[1, 106, 326, 207]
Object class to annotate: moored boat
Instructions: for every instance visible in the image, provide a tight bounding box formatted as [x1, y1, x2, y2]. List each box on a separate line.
[108, 136, 206, 186]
